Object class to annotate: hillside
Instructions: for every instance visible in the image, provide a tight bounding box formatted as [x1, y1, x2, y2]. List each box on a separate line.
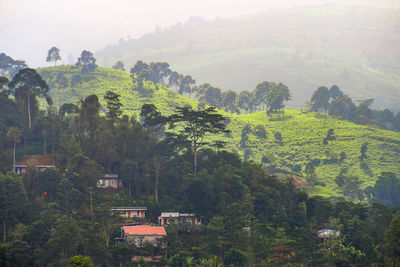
[38, 65, 400, 198]
[95, 5, 400, 112]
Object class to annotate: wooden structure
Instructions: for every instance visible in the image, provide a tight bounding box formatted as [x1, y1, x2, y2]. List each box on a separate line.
[110, 207, 147, 219]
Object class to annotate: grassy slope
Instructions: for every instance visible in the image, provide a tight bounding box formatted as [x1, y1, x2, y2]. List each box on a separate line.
[38, 66, 400, 198]
[96, 6, 400, 111]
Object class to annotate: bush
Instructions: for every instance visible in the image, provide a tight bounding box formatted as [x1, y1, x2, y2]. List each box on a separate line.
[71, 74, 82, 87]
[261, 155, 270, 164]
[311, 158, 321, 166]
[254, 125, 267, 139]
[274, 131, 282, 142]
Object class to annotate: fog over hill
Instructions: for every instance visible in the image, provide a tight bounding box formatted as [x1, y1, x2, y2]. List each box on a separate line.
[96, 6, 400, 111]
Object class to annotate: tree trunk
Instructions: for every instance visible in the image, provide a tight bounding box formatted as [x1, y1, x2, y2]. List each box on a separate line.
[43, 132, 47, 154]
[3, 184, 7, 242]
[194, 145, 198, 176]
[13, 140, 16, 171]
[27, 94, 32, 129]
[154, 154, 160, 203]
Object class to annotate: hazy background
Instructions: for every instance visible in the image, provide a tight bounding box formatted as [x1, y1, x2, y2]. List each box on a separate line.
[1, 0, 399, 67]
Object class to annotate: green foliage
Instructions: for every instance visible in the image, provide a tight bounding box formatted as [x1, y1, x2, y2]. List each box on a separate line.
[76, 50, 97, 73]
[224, 248, 247, 266]
[95, 6, 400, 112]
[323, 128, 335, 145]
[371, 172, 400, 206]
[46, 47, 61, 66]
[35, 66, 400, 199]
[112, 61, 125, 71]
[68, 255, 93, 267]
[0, 53, 27, 78]
[385, 214, 400, 265]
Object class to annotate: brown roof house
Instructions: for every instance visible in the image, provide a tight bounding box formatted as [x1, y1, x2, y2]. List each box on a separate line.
[121, 225, 167, 247]
[14, 155, 55, 174]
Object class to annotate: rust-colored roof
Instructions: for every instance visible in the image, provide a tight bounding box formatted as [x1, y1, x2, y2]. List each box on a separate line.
[286, 174, 308, 187]
[111, 207, 147, 211]
[15, 155, 55, 167]
[123, 225, 166, 236]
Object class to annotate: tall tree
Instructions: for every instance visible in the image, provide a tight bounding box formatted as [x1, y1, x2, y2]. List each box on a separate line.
[371, 172, 400, 206]
[204, 85, 222, 108]
[168, 106, 229, 175]
[237, 91, 254, 113]
[385, 214, 400, 264]
[78, 94, 100, 141]
[47, 216, 82, 263]
[46, 47, 61, 66]
[112, 61, 125, 71]
[328, 95, 357, 121]
[310, 86, 330, 112]
[104, 91, 122, 125]
[130, 60, 148, 76]
[222, 90, 237, 113]
[264, 82, 291, 116]
[9, 68, 51, 129]
[149, 62, 170, 84]
[168, 71, 181, 89]
[329, 85, 343, 100]
[76, 50, 97, 73]
[254, 81, 270, 110]
[178, 75, 195, 95]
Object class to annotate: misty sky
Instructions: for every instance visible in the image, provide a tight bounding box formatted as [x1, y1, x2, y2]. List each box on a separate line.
[1, 0, 399, 67]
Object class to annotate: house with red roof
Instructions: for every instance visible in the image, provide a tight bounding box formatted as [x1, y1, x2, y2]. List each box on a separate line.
[14, 155, 55, 174]
[121, 225, 167, 247]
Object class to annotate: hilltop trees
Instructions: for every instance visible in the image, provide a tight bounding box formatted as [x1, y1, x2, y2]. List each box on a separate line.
[46, 47, 61, 66]
[310, 86, 330, 112]
[76, 50, 97, 73]
[308, 85, 399, 131]
[141, 105, 229, 176]
[128, 60, 297, 116]
[112, 61, 125, 71]
[264, 82, 291, 116]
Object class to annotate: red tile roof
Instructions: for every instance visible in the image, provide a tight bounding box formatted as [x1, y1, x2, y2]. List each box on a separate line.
[15, 155, 55, 166]
[123, 225, 166, 236]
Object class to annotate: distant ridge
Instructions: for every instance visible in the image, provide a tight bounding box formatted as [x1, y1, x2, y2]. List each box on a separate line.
[96, 5, 400, 111]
